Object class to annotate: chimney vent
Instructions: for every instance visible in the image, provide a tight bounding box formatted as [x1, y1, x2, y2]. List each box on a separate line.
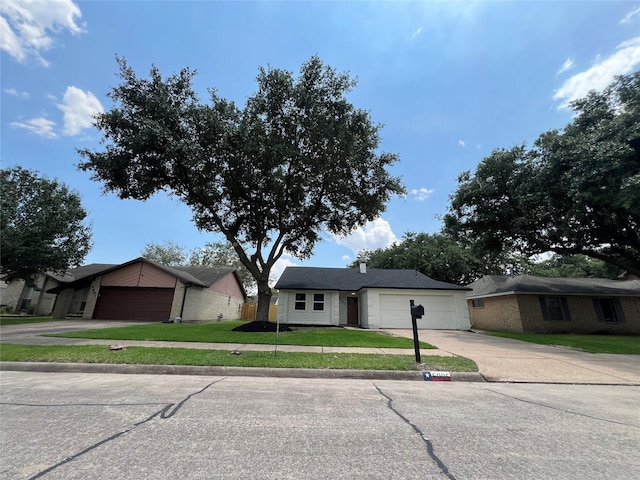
[357, 249, 370, 274]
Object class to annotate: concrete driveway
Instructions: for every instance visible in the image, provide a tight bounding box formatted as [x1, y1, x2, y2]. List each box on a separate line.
[386, 329, 640, 385]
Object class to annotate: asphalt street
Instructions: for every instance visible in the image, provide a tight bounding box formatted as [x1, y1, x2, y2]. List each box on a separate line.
[1, 372, 639, 480]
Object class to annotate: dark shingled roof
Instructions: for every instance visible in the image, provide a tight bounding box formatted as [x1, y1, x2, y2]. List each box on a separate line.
[46, 257, 243, 296]
[48, 264, 117, 283]
[274, 267, 469, 291]
[169, 265, 237, 287]
[467, 275, 640, 298]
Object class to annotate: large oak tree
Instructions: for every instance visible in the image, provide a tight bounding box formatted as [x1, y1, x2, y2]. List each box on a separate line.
[444, 72, 640, 276]
[79, 56, 404, 322]
[0, 167, 92, 283]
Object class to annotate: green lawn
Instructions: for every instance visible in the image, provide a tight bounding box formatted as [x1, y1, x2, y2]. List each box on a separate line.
[0, 316, 63, 326]
[485, 331, 640, 354]
[50, 321, 436, 349]
[0, 344, 477, 371]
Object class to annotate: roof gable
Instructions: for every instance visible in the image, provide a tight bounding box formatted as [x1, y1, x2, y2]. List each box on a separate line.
[46, 257, 245, 295]
[467, 275, 640, 298]
[274, 267, 469, 291]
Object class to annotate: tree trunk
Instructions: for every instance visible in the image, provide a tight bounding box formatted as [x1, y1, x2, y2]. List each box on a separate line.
[255, 279, 272, 323]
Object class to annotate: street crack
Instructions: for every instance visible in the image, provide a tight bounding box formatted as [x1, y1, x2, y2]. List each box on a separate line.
[28, 377, 226, 479]
[477, 385, 640, 430]
[374, 384, 456, 480]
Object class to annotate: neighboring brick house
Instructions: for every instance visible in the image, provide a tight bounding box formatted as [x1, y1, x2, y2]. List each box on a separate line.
[1, 272, 62, 315]
[467, 275, 640, 334]
[0, 264, 113, 316]
[46, 258, 246, 322]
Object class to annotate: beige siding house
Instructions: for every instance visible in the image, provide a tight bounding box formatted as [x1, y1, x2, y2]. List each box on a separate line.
[467, 275, 640, 334]
[47, 258, 246, 322]
[275, 265, 471, 330]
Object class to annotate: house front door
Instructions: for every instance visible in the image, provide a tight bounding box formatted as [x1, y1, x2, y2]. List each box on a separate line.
[347, 297, 359, 325]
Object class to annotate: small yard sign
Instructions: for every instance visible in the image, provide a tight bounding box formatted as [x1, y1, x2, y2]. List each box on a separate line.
[423, 371, 452, 381]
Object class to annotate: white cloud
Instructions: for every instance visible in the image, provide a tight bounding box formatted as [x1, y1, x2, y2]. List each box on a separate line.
[620, 7, 640, 24]
[270, 256, 298, 285]
[409, 187, 434, 202]
[10, 117, 57, 138]
[458, 139, 466, 148]
[554, 37, 640, 108]
[332, 218, 398, 254]
[57, 86, 104, 136]
[3, 87, 28, 98]
[0, 0, 85, 66]
[412, 26, 423, 39]
[557, 58, 574, 75]
[341, 255, 352, 262]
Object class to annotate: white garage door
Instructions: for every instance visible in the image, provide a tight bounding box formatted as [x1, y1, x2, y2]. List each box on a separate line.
[379, 294, 456, 329]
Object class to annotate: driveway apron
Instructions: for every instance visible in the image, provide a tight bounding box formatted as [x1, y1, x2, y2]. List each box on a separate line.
[384, 329, 640, 384]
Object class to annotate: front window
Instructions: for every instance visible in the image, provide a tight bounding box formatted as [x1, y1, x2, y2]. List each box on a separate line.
[472, 299, 484, 308]
[313, 293, 325, 311]
[595, 298, 624, 323]
[19, 286, 35, 310]
[294, 293, 306, 310]
[540, 296, 570, 321]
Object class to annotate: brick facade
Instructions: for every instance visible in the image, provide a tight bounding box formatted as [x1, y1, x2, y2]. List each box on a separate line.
[469, 294, 640, 334]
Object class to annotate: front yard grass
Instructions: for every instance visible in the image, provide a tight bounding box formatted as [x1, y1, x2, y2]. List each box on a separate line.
[0, 344, 477, 371]
[0, 316, 63, 326]
[50, 321, 436, 349]
[485, 331, 640, 354]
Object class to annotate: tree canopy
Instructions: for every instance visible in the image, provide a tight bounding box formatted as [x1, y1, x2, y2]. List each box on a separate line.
[141, 240, 189, 267]
[444, 72, 640, 276]
[0, 167, 92, 282]
[142, 240, 255, 291]
[350, 232, 482, 285]
[526, 254, 623, 279]
[350, 232, 529, 285]
[79, 56, 404, 321]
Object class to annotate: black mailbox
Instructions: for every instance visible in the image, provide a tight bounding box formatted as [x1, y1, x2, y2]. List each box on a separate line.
[411, 304, 425, 319]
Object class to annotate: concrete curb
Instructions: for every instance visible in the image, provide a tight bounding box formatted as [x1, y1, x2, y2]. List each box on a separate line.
[0, 362, 485, 382]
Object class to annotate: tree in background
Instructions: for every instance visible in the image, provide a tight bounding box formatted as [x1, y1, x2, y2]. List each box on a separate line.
[80, 56, 404, 322]
[0, 167, 92, 283]
[141, 240, 255, 292]
[444, 72, 640, 276]
[141, 240, 188, 266]
[526, 254, 624, 279]
[190, 241, 255, 292]
[350, 232, 526, 285]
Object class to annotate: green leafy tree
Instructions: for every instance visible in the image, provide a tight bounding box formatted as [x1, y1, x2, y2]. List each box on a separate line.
[445, 72, 640, 276]
[142, 240, 255, 291]
[79, 56, 404, 322]
[141, 240, 188, 266]
[351, 232, 521, 285]
[0, 167, 92, 283]
[190, 241, 255, 292]
[527, 254, 624, 279]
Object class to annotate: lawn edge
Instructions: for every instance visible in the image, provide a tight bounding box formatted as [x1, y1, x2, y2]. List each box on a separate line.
[0, 361, 484, 382]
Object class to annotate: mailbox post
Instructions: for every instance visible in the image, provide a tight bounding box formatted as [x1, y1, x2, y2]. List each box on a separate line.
[409, 299, 424, 363]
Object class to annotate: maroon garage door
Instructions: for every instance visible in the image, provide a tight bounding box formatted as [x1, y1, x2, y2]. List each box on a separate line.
[93, 287, 174, 321]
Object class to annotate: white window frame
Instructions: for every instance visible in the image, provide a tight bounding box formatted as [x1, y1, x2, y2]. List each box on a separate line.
[313, 293, 325, 311]
[294, 293, 306, 310]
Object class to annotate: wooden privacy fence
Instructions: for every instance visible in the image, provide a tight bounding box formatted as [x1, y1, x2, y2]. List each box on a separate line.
[240, 303, 278, 322]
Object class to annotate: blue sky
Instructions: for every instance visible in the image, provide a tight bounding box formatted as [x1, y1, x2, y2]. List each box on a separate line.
[2, 0, 640, 282]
